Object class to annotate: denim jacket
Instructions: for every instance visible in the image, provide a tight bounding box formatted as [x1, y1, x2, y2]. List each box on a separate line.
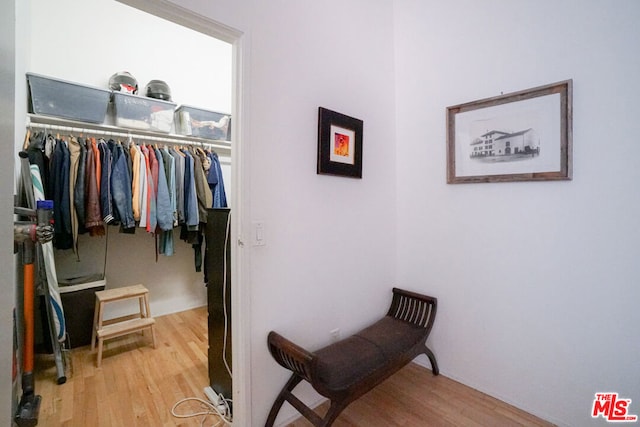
[154, 147, 173, 231]
[111, 143, 135, 230]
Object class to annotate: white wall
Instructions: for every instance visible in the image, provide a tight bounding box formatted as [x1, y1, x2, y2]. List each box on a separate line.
[29, 0, 231, 114]
[394, 1, 640, 426]
[167, 0, 399, 424]
[248, 3, 398, 422]
[1, 0, 18, 422]
[26, 0, 232, 317]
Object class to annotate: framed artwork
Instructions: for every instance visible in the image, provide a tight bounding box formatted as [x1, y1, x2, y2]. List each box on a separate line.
[447, 80, 572, 184]
[317, 107, 363, 178]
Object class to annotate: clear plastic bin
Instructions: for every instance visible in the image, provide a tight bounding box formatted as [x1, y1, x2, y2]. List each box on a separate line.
[175, 105, 231, 141]
[27, 72, 111, 124]
[112, 92, 176, 133]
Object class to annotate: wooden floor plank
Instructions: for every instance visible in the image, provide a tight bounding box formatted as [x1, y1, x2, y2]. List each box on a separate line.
[34, 306, 553, 426]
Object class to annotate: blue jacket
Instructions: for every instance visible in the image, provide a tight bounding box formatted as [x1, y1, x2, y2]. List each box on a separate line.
[207, 151, 227, 208]
[111, 142, 135, 230]
[154, 147, 173, 231]
[182, 149, 199, 228]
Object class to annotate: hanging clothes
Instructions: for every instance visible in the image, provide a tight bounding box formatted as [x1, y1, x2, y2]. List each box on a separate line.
[74, 137, 87, 235]
[140, 144, 157, 233]
[181, 148, 199, 229]
[49, 138, 73, 249]
[158, 148, 176, 256]
[207, 151, 227, 208]
[154, 146, 173, 231]
[192, 148, 213, 223]
[137, 144, 149, 229]
[26, 131, 50, 199]
[170, 147, 186, 225]
[148, 146, 159, 233]
[122, 140, 133, 183]
[84, 137, 105, 236]
[21, 128, 229, 261]
[68, 136, 83, 254]
[161, 147, 177, 226]
[130, 143, 142, 222]
[99, 139, 115, 224]
[188, 147, 214, 273]
[111, 141, 136, 232]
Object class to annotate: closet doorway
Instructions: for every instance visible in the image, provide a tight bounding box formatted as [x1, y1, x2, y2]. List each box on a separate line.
[26, 0, 248, 424]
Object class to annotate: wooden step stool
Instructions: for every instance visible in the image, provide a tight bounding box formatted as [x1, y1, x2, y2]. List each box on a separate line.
[91, 284, 156, 367]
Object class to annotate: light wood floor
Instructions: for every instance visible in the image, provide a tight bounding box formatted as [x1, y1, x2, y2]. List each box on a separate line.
[285, 363, 554, 427]
[35, 306, 212, 426]
[34, 307, 554, 426]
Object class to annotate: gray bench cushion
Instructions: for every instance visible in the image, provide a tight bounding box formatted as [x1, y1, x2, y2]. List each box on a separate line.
[314, 317, 424, 391]
[315, 335, 385, 391]
[356, 317, 425, 359]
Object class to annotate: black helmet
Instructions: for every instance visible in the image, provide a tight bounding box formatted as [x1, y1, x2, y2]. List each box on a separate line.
[144, 80, 172, 101]
[109, 71, 138, 94]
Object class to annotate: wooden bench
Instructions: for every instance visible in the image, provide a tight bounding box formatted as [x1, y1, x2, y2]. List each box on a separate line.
[91, 284, 156, 367]
[265, 287, 438, 427]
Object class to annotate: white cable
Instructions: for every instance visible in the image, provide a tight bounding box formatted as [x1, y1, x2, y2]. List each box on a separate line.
[171, 396, 233, 426]
[222, 211, 232, 379]
[218, 392, 233, 422]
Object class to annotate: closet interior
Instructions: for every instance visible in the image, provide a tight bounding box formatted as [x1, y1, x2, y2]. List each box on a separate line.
[14, 0, 235, 424]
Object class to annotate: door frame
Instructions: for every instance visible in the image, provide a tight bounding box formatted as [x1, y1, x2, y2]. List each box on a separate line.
[116, 1, 251, 425]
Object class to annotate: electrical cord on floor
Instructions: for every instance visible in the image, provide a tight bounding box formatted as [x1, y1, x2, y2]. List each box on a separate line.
[222, 212, 232, 379]
[171, 396, 233, 426]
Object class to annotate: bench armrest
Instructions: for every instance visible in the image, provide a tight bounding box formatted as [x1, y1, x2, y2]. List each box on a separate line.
[267, 331, 316, 383]
[387, 287, 437, 333]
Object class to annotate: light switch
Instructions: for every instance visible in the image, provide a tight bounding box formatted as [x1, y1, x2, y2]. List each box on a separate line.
[252, 221, 265, 246]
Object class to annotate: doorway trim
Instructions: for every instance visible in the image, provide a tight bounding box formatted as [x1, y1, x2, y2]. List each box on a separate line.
[116, 1, 251, 425]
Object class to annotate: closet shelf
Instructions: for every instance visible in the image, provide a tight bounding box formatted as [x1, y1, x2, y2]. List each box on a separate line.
[26, 114, 232, 153]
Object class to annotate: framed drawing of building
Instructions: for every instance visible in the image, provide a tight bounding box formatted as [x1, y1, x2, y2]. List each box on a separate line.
[447, 80, 572, 184]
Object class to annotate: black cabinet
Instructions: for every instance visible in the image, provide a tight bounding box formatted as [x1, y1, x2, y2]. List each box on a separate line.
[204, 208, 232, 400]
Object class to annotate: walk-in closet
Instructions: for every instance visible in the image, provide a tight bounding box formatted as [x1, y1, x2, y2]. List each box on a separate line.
[14, 0, 235, 424]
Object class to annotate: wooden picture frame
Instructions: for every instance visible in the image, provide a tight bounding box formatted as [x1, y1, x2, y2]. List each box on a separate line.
[447, 80, 572, 184]
[317, 107, 363, 178]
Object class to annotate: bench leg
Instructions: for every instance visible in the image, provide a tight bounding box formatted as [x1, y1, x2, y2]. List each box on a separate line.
[319, 400, 349, 427]
[264, 373, 350, 427]
[265, 374, 303, 427]
[424, 346, 439, 375]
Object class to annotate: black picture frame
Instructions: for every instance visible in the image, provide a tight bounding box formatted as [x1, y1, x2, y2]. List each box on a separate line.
[317, 107, 363, 178]
[447, 80, 572, 183]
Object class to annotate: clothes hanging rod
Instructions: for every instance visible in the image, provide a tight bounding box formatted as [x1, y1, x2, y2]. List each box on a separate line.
[26, 114, 232, 152]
